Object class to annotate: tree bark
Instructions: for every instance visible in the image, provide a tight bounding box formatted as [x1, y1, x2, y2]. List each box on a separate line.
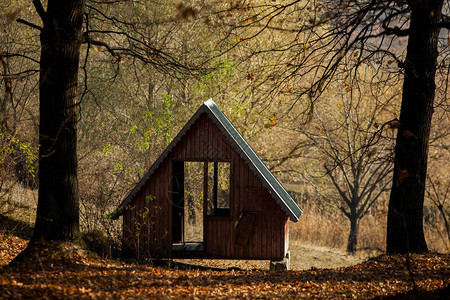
[386, 0, 444, 253]
[347, 212, 359, 254]
[31, 0, 86, 242]
[0, 54, 14, 132]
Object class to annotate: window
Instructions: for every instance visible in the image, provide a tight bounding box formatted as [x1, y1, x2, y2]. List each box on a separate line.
[206, 161, 231, 217]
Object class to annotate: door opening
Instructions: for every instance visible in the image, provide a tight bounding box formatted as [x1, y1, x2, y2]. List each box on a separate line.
[171, 161, 184, 243]
[171, 160, 231, 253]
[183, 161, 204, 243]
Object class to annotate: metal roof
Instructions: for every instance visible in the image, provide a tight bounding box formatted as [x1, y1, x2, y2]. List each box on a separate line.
[112, 99, 302, 222]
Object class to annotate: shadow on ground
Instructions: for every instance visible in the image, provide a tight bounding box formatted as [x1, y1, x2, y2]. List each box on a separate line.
[0, 215, 33, 240]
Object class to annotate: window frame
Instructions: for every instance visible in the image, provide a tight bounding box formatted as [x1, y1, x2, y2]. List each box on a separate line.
[205, 161, 231, 218]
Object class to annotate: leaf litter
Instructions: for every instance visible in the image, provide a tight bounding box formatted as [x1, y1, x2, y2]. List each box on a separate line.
[0, 239, 448, 299]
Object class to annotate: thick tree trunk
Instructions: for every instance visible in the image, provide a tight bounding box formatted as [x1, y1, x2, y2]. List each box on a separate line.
[31, 0, 86, 242]
[347, 214, 359, 254]
[386, 1, 444, 253]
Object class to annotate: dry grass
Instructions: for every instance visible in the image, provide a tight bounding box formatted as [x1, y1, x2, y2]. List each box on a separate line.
[424, 214, 450, 253]
[290, 205, 349, 249]
[291, 202, 448, 254]
[358, 212, 386, 252]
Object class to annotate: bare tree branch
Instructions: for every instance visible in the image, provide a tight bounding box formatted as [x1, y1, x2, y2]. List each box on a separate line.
[16, 19, 42, 31]
[32, 0, 47, 23]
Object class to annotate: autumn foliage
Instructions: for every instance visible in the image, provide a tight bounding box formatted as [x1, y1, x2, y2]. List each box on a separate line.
[0, 232, 448, 299]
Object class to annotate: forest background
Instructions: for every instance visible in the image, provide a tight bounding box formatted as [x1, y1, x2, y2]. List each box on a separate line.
[0, 0, 448, 261]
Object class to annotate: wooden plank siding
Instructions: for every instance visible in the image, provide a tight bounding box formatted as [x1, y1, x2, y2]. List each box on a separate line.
[122, 112, 289, 260]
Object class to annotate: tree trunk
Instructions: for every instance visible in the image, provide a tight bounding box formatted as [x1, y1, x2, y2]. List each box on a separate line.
[0, 54, 14, 132]
[386, 1, 444, 253]
[347, 214, 359, 254]
[31, 0, 86, 242]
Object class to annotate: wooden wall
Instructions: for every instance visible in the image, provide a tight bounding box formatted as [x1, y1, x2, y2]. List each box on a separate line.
[122, 112, 289, 260]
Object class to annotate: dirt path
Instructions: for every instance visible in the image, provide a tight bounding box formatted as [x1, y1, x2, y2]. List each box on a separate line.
[289, 241, 373, 270]
[173, 240, 377, 271]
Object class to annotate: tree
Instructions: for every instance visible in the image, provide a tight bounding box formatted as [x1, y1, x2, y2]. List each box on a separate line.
[0, 1, 40, 192]
[219, 0, 449, 253]
[299, 69, 396, 253]
[21, 0, 87, 245]
[386, 0, 447, 253]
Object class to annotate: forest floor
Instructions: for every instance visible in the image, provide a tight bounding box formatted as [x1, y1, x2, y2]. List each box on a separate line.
[0, 208, 449, 298]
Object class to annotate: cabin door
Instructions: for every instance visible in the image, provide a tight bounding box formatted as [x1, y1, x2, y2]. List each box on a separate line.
[171, 161, 184, 243]
[171, 161, 205, 245]
[183, 162, 205, 243]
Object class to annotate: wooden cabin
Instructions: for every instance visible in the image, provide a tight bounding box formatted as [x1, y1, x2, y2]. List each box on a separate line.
[112, 99, 302, 265]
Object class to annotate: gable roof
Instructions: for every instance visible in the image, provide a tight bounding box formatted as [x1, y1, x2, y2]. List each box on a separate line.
[112, 99, 302, 222]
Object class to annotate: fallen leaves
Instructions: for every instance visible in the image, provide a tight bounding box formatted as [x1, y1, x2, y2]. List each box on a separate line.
[0, 232, 28, 266]
[0, 252, 448, 299]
